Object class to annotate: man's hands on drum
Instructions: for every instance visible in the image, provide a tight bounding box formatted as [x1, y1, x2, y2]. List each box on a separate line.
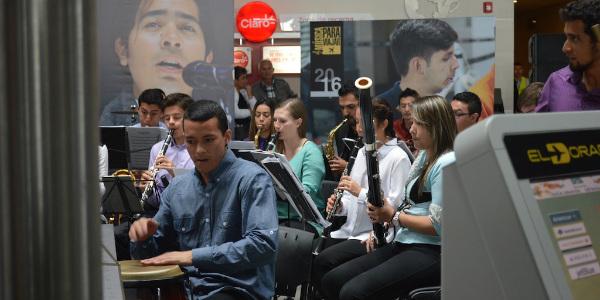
[141, 250, 192, 266]
[129, 217, 159, 242]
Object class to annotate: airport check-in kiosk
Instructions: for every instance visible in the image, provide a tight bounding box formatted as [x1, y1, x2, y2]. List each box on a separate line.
[443, 112, 600, 299]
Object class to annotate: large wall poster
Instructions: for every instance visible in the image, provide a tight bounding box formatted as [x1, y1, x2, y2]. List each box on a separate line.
[301, 17, 496, 142]
[97, 0, 234, 127]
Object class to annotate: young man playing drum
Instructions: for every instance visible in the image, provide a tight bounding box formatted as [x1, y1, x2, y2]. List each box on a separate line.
[129, 100, 278, 300]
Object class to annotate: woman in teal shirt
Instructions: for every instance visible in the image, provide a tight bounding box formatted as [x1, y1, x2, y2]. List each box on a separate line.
[273, 98, 326, 224]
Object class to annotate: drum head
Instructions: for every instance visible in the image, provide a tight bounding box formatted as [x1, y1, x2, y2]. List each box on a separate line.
[119, 260, 184, 282]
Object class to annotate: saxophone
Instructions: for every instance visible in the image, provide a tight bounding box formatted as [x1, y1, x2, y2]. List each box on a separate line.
[325, 118, 348, 161]
[140, 129, 174, 207]
[254, 125, 263, 149]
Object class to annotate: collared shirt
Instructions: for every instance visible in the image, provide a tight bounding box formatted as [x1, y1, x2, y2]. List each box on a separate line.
[252, 77, 296, 104]
[145, 140, 194, 208]
[395, 151, 455, 245]
[131, 150, 278, 300]
[330, 139, 411, 241]
[536, 66, 600, 112]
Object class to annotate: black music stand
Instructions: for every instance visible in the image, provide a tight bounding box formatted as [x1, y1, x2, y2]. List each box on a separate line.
[101, 176, 143, 215]
[100, 126, 129, 172]
[126, 127, 169, 170]
[251, 151, 330, 230]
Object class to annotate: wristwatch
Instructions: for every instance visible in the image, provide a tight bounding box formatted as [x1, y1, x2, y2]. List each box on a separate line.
[392, 211, 403, 228]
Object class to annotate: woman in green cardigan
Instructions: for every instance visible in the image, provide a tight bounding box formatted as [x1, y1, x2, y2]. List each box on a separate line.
[273, 98, 326, 229]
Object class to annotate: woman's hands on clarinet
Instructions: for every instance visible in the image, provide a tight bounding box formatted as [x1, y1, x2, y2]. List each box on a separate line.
[366, 200, 395, 224]
[337, 175, 361, 197]
[326, 194, 340, 214]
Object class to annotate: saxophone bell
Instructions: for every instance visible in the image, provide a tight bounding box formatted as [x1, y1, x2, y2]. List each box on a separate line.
[254, 125, 263, 149]
[325, 118, 348, 161]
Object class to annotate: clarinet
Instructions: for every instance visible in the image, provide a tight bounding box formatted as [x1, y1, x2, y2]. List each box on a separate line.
[313, 138, 361, 255]
[326, 137, 361, 221]
[140, 129, 174, 207]
[266, 132, 279, 152]
[355, 77, 386, 248]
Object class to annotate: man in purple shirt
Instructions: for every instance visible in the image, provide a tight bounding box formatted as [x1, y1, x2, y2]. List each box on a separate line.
[141, 93, 195, 210]
[536, 0, 600, 112]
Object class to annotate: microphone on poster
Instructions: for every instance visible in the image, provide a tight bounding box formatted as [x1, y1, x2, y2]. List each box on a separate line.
[182, 61, 232, 88]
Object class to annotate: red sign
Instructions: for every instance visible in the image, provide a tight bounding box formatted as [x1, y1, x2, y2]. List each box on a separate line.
[234, 50, 249, 68]
[236, 1, 277, 43]
[483, 1, 493, 14]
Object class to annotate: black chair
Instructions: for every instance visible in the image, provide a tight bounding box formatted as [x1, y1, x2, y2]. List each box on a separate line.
[274, 226, 315, 299]
[407, 286, 441, 300]
[320, 180, 339, 201]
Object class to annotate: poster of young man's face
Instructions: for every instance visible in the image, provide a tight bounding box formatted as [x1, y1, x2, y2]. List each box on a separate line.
[97, 0, 233, 127]
[301, 16, 495, 142]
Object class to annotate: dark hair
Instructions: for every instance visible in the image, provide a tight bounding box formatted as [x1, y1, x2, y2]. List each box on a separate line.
[560, 0, 600, 42]
[372, 98, 395, 138]
[184, 99, 228, 133]
[138, 88, 166, 107]
[518, 82, 544, 110]
[234, 66, 248, 80]
[390, 19, 458, 77]
[453, 91, 482, 119]
[163, 93, 194, 112]
[337, 82, 359, 98]
[249, 98, 277, 138]
[514, 62, 522, 66]
[398, 88, 419, 101]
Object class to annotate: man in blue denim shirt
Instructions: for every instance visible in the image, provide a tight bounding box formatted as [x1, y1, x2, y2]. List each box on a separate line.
[129, 100, 278, 300]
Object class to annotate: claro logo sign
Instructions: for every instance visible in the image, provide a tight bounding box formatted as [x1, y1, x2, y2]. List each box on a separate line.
[528, 143, 600, 165]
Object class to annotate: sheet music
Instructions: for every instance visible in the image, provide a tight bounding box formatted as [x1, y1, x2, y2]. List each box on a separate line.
[126, 127, 168, 170]
[259, 152, 329, 228]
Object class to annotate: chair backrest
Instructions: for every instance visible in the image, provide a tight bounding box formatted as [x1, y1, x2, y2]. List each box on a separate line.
[408, 286, 441, 300]
[320, 180, 339, 201]
[275, 226, 315, 297]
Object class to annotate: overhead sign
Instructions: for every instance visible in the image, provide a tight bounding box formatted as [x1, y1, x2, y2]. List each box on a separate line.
[236, 1, 277, 43]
